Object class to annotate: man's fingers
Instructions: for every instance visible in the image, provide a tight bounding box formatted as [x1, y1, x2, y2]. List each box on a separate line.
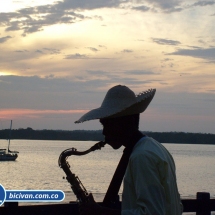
[88, 193, 95, 202]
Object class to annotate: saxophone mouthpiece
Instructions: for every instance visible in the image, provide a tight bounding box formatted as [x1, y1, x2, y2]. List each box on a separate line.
[90, 141, 106, 151]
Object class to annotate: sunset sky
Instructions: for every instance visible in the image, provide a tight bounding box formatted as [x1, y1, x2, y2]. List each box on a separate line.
[0, 0, 215, 134]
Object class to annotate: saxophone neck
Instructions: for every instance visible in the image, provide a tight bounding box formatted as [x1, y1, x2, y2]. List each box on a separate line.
[58, 141, 106, 167]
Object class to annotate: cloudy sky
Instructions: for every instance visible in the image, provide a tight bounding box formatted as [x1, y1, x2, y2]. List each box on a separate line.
[0, 0, 215, 134]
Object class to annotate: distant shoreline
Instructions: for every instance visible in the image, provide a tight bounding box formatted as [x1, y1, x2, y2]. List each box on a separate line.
[0, 128, 215, 145]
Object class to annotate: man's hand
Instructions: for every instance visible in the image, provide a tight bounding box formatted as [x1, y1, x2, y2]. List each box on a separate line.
[79, 193, 121, 215]
[79, 193, 102, 215]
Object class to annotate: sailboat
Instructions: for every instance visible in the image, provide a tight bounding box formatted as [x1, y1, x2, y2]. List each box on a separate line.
[0, 120, 19, 161]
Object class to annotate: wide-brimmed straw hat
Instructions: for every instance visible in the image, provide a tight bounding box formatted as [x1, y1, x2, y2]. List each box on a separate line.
[75, 85, 156, 123]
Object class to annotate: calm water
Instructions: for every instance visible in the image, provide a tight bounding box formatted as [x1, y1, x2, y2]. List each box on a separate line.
[1, 140, 215, 206]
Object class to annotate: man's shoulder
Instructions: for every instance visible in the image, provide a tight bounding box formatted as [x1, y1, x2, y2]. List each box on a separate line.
[131, 137, 157, 156]
[131, 136, 167, 161]
[133, 136, 160, 151]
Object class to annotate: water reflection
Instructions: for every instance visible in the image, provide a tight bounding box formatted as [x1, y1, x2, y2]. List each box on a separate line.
[1, 140, 215, 201]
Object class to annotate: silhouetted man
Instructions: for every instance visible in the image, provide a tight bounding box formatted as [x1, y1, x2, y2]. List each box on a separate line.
[75, 85, 183, 215]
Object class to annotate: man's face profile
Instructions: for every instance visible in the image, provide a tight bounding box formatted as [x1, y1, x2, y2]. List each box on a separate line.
[100, 115, 138, 149]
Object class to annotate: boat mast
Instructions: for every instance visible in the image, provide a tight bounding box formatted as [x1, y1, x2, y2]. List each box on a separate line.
[8, 120, 12, 152]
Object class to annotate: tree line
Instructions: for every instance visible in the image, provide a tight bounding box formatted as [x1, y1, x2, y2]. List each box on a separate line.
[0, 127, 215, 144]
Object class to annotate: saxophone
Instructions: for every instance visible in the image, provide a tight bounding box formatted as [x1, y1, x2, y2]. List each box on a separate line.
[58, 141, 106, 203]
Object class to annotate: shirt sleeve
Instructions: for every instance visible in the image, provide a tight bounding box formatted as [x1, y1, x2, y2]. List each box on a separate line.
[122, 152, 166, 215]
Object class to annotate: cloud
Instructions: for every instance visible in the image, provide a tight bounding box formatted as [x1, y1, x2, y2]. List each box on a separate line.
[0, 75, 104, 110]
[161, 58, 173, 62]
[98, 45, 107, 49]
[0, 4, 87, 36]
[43, 48, 61, 55]
[0, 0, 126, 36]
[0, 36, 12, 43]
[121, 49, 133, 53]
[55, 0, 125, 10]
[184, 1, 215, 11]
[35, 49, 43, 53]
[0, 75, 156, 113]
[1, 0, 214, 38]
[13, 48, 61, 55]
[86, 47, 99, 52]
[132, 5, 151, 11]
[143, 0, 183, 13]
[14, 49, 29, 52]
[83, 70, 156, 87]
[86, 70, 108, 75]
[187, 45, 202, 49]
[152, 38, 181, 46]
[124, 70, 157, 75]
[191, 1, 215, 7]
[131, 0, 215, 13]
[64, 53, 89, 59]
[64, 53, 112, 60]
[0, 109, 87, 120]
[1, 75, 215, 132]
[2, 0, 214, 38]
[167, 47, 215, 61]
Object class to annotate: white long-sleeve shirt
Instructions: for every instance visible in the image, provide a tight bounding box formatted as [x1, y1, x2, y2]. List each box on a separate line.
[122, 137, 183, 215]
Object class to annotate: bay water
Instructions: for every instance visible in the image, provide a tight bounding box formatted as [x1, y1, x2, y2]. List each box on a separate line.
[1, 140, 215, 210]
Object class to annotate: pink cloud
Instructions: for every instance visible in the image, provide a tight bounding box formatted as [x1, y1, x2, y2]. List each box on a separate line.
[0, 109, 87, 119]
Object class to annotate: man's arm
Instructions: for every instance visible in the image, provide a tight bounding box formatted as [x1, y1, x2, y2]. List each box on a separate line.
[122, 152, 166, 215]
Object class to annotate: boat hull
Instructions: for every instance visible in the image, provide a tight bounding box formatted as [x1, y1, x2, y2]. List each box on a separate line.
[0, 153, 18, 161]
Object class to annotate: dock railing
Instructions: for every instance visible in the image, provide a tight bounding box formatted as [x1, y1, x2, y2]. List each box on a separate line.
[1, 192, 215, 215]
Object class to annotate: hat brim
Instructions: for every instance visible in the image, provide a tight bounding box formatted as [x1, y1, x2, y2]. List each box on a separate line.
[75, 89, 156, 123]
